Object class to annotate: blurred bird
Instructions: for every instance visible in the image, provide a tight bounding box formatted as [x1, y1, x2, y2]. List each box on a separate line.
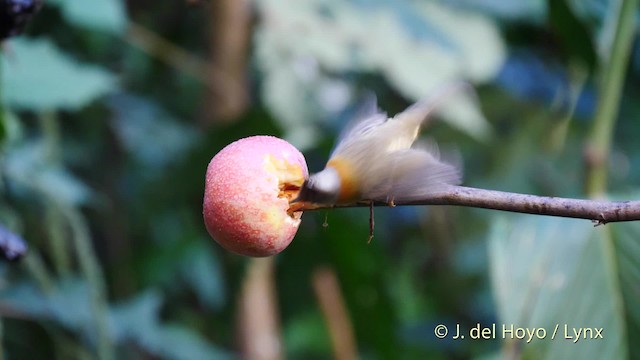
[294, 83, 467, 207]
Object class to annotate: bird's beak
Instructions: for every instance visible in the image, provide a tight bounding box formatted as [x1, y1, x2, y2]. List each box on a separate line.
[290, 180, 310, 204]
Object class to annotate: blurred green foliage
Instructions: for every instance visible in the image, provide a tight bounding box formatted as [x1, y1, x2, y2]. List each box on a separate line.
[0, 0, 639, 359]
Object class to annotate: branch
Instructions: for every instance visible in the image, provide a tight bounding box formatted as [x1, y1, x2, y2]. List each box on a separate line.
[297, 186, 640, 225]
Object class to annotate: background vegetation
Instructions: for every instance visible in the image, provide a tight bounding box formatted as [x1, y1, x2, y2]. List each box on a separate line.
[1, 0, 639, 359]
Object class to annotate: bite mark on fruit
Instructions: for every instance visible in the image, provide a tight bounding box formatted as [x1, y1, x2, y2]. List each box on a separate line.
[263, 154, 306, 218]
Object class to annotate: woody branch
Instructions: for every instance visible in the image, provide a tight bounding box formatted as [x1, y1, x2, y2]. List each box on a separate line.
[300, 186, 640, 225]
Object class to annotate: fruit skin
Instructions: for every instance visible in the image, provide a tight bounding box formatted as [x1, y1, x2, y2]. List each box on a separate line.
[203, 136, 308, 257]
[1, 0, 43, 40]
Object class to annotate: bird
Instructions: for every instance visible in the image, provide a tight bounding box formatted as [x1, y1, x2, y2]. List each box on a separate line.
[293, 83, 466, 207]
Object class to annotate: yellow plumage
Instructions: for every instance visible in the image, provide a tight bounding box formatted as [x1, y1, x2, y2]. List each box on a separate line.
[296, 84, 466, 205]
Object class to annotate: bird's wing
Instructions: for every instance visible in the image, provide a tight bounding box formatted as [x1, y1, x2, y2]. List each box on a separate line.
[361, 147, 461, 202]
[331, 93, 387, 157]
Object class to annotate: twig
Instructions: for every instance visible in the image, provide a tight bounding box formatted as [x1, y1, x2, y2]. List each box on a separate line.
[297, 185, 640, 225]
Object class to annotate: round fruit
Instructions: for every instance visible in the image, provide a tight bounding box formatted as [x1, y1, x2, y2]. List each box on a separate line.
[203, 136, 308, 257]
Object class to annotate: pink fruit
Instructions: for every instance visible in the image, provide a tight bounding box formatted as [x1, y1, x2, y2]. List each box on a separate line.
[203, 136, 308, 256]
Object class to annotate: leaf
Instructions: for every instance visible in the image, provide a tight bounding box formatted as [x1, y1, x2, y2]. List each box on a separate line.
[107, 94, 201, 174]
[47, 0, 128, 34]
[0, 281, 233, 359]
[179, 241, 226, 311]
[321, 209, 400, 358]
[611, 221, 640, 349]
[0, 278, 94, 334]
[257, 55, 323, 150]
[111, 291, 233, 360]
[389, 1, 506, 85]
[1, 38, 118, 110]
[283, 311, 331, 357]
[453, 0, 547, 21]
[3, 140, 93, 205]
[254, 0, 505, 141]
[434, 88, 493, 141]
[495, 51, 598, 120]
[489, 215, 627, 359]
[151, 325, 233, 360]
[0, 111, 25, 146]
[548, 0, 597, 70]
[110, 290, 162, 341]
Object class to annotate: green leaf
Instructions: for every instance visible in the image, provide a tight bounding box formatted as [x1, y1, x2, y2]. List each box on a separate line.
[489, 215, 627, 359]
[254, 0, 505, 141]
[0, 282, 234, 359]
[548, 0, 597, 70]
[111, 291, 233, 360]
[108, 94, 202, 173]
[179, 241, 226, 311]
[152, 325, 233, 360]
[0, 278, 93, 334]
[283, 311, 331, 357]
[322, 209, 399, 358]
[3, 141, 93, 205]
[611, 221, 640, 350]
[47, 0, 128, 34]
[257, 55, 323, 150]
[1, 38, 118, 111]
[0, 110, 24, 146]
[455, 0, 547, 21]
[110, 290, 162, 340]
